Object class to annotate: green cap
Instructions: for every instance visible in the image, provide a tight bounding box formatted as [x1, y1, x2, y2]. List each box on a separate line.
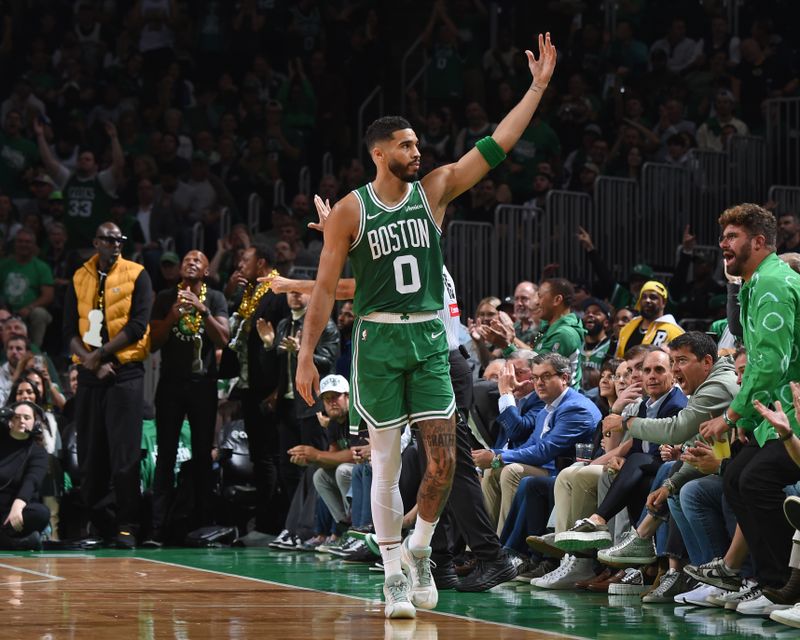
[160, 251, 180, 265]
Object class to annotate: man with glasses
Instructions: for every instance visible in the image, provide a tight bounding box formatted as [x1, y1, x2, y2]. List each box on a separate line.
[63, 221, 152, 548]
[475, 353, 600, 535]
[698, 204, 800, 612]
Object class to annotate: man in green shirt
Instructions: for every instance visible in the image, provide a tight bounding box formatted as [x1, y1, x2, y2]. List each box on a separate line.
[0, 228, 54, 347]
[33, 118, 124, 253]
[700, 203, 800, 597]
[533, 278, 585, 389]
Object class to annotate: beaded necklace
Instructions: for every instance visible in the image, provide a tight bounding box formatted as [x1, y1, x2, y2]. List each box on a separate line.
[236, 271, 278, 320]
[173, 282, 208, 342]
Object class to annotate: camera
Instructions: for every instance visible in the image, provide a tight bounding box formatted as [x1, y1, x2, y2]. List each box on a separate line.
[0, 405, 43, 437]
[0, 406, 14, 427]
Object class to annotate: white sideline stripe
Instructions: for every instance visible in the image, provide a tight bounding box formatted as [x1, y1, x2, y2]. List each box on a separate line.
[0, 561, 65, 581]
[135, 557, 588, 639]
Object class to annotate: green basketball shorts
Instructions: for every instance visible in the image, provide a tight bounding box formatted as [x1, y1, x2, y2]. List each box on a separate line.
[349, 313, 456, 430]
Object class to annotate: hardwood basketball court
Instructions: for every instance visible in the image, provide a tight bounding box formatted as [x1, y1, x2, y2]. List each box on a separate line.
[0, 549, 792, 639]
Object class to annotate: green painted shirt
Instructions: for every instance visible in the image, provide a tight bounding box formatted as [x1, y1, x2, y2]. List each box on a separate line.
[730, 253, 800, 445]
[349, 181, 444, 317]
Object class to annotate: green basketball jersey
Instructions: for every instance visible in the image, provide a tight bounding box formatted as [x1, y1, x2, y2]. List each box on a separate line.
[349, 181, 444, 316]
[64, 174, 115, 249]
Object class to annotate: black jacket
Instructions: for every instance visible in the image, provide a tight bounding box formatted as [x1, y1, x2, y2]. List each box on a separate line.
[0, 430, 47, 512]
[274, 312, 340, 419]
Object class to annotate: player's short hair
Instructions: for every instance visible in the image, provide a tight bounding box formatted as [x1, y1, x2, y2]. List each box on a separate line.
[364, 116, 413, 151]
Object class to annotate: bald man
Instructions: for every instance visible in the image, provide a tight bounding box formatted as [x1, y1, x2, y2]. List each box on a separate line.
[63, 221, 152, 548]
[147, 250, 229, 545]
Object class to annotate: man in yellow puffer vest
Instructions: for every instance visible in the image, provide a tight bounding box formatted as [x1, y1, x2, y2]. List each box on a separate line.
[63, 222, 152, 548]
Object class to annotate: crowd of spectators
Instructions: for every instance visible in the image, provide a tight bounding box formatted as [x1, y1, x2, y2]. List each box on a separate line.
[0, 0, 800, 631]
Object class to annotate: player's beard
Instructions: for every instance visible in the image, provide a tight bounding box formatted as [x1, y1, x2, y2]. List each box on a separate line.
[388, 158, 418, 182]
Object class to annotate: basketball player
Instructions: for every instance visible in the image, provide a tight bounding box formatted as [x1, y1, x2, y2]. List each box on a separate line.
[296, 33, 556, 618]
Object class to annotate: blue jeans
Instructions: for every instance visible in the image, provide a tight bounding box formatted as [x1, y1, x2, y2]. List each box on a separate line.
[669, 474, 736, 565]
[350, 463, 373, 530]
[499, 475, 555, 556]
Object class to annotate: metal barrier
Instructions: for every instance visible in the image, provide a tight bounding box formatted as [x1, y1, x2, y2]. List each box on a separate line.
[492, 205, 536, 298]
[298, 166, 311, 196]
[400, 36, 429, 116]
[247, 193, 261, 234]
[273, 179, 285, 207]
[765, 98, 800, 187]
[444, 221, 494, 316]
[688, 149, 728, 245]
[357, 86, 384, 165]
[728, 135, 767, 205]
[191, 221, 204, 251]
[640, 163, 691, 267]
[593, 176, 639, 279]
[542, 190, 592, 281]
[143, 351, 160, 406]
[218, 206, 231, 239]
[322, 152, 333, 178]
[768, 185, 800, 216]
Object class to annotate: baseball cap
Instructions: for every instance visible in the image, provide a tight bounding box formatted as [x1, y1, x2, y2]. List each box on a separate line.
[635, 280, 669, 310]
[32, 174, 57, 188]
[160, 251, 180, 265]
[584, 123, 603, 137]
[581, 297, 611, 318]
[319, 374, 349, 395]
[582, 162, 600, 174]
[630, 263, 654, 281]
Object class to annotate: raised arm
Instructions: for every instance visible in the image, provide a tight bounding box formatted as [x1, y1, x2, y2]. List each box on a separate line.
[295, 195, 359, 403]
[422, 33, 557, 220]
[32, 118, 66, 182]
[105, 122, 125, 184]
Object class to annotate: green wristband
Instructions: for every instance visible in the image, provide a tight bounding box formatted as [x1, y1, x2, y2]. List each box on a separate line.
[475, 136, 507, 169]
[502, 344, 517, 357]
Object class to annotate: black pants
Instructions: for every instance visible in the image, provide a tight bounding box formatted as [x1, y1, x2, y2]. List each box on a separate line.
[415, 349, 504, 564]
[75, 374, 144, 532]
[724, 439, 800, 587]
[152, 377, 218, 533]
[276, 398, 327, 506]
[597, 452, 661, 524]
[0, 502, 50, 538]
[241, 388, 279, 532]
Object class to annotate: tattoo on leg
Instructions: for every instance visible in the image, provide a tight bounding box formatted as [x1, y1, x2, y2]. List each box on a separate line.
[416, 418, 457, 521]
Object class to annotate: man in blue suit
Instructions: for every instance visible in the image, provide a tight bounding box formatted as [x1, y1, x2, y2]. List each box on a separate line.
[492, 350, 544, 451]
[474, 353, 601, 535]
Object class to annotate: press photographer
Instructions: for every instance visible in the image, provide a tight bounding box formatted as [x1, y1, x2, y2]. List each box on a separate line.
[0, 401, 50, 550]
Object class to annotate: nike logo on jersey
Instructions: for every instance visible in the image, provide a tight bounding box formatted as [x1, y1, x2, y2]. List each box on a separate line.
[366, 211, 385, 220]
[431, 330, 444, 340]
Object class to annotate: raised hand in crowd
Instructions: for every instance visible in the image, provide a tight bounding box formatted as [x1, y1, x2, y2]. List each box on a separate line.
[576, 225, 594, 252]
[682, 224, 696, 252]
[255, 318, 275, 348]
[610, 381, 642, 415]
